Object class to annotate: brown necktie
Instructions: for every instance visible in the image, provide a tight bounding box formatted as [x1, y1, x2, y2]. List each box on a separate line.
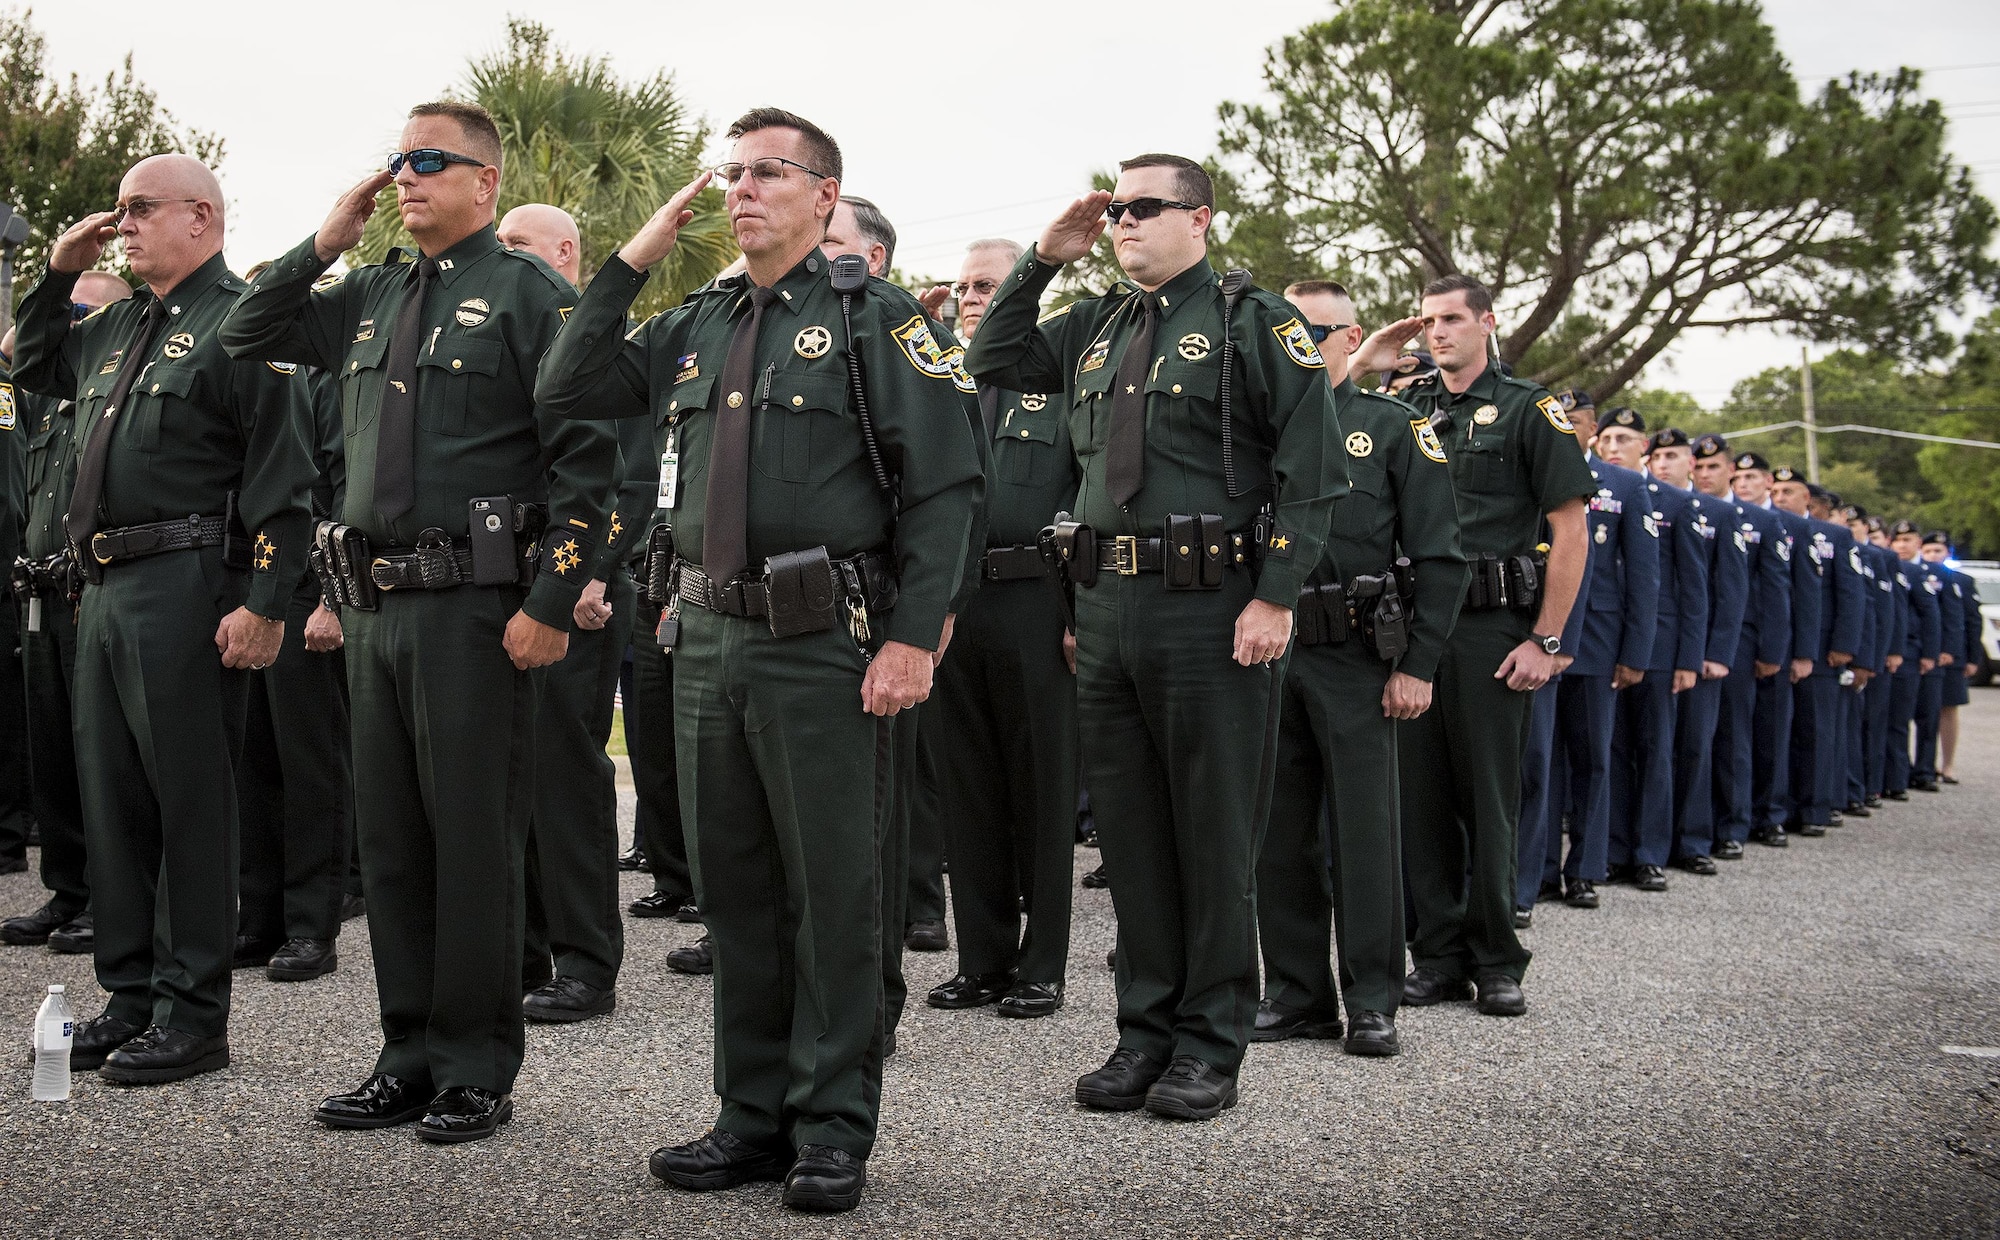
[1106, 293, 1158, 508]
[702, 285, 779, 582]
[66, 297, 168, 548]
[372, 256, 440, 522]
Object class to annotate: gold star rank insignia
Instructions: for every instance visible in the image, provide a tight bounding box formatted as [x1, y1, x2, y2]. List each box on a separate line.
[1271, 534, 1291, 551]
[551, 538, 582, 576]
[608, 511, 624, 542]
[252, 532, 277, 571]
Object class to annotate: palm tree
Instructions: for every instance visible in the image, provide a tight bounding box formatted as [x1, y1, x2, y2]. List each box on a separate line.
[353, 20, 733, 317]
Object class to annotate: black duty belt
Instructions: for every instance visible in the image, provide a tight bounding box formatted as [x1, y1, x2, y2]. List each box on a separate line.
[673, 551, 898, 620]
[1462, 551, 1546, 613]
[982, 545, 1050, 581]
[1090, 531, 1256, 576]
[370, 537, 477, 592]
[88, 514, 230, 566]
[11, 551, 78, 599]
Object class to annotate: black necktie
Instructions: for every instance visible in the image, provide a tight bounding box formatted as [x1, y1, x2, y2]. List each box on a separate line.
[66, 298, 168, 548]
[373, 257, 440, 522]
[702, 285, 779, 583]
[1107, 293, 1158, 508]
[979, 385, 1001, 438]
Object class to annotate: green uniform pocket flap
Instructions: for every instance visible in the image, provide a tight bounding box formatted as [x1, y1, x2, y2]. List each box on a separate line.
[770, 370, 847, 414]
[417, 338, 503, 378]
[666, 375, 715, 417]
[141, 366, 199, 401]
[1147, 363, 1218, 403]
[342, 332, 391, 375]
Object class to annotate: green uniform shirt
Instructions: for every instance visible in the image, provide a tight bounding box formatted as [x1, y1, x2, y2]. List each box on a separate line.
[1396, 364, 1597, 557]
[964, 251, 1347, 607]
[219, 227, 619, 631]
[534, 252, 982, 650]
[978, 384, 1079, 550]
[0, 360, 26, 569]
[1316, 377, 1468, 682]
[18, 384, 76, 561]
[11, 255, 317, 618]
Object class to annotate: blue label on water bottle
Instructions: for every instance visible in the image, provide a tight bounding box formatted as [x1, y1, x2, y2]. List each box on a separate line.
[62, 1021, 72, 1037]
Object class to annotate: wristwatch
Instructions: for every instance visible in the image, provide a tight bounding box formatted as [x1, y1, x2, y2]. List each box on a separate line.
[1531, 633, 1562, 655]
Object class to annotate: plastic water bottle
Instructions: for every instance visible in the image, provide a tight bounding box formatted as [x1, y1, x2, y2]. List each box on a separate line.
[32, 984, 73, 1101]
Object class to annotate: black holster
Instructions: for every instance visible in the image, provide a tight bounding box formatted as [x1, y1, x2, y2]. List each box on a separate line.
[313, 520, 379, 611]
[643, 525, 675, 605]
[764, 546, 838, 638]
[1163, 514, 1228, 590]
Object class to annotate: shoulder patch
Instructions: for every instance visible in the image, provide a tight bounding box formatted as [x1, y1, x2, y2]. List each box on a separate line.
[1037, 303, 1073, 326]
[1271, 317, 1325, 368]
[266, 362, 299, 376]
[1536, 394, 1576, 434]
[1411, 418, 1447, 464]
[310, 271, 345, 293]
[891, 314, 973, 390]
[0, 382, 14, 431]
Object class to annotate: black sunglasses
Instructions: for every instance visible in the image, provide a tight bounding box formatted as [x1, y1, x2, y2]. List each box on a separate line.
[387, 148, 488, 176]
[1306, 323, 1353, 343]
[1105, 198, 1200, 224]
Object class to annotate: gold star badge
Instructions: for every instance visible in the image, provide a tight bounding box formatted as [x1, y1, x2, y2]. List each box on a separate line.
[252, 532, 276, 571]
[1270, 534, 1291, 551]
[552, 538, 582, 576]
[608, 511, 624, 542]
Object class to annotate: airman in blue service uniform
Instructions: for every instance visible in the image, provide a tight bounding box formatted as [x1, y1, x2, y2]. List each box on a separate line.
[1690, 435, 1789, 861]
[1884, 519, 1940, 799]
[1923, 530, 1981, 782]
[1913, 529, 1966, 791]
[1729, 454, 1820, 847]
[1854, 516, 1902, 807]
[1837, 504, 1897, 816]
[1648, 428, 1746, 873]
[1768, 469, 1865, 836]
[1594, 409, 1705, 892]
[1516, 391, 1656, 922]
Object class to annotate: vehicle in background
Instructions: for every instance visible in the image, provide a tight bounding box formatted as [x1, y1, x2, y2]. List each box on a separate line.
[1956, 560, 2000, 687]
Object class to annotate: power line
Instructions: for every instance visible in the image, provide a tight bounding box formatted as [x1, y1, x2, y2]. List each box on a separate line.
[1722, 421, 2000, 450]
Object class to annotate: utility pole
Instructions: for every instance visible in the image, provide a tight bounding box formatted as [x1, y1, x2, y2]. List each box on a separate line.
[0, 203, 31, 339]
[1800, 345, 1820, 484]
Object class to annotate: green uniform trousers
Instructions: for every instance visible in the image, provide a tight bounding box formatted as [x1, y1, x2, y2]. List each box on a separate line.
[932, 578, 1077, 983]
[525, 569, 634, 991]
[879, 704, 925, 1038]
[345, 583, 536, 1094]
[74, 548, 248, 1037]
[238, 582, 352, 943]
[1398, 609, 1534, 983]
[1076, 571, 1283, 1077]
[675, 605, 887, 1161]
[20, 592, 86, 916]
[629, 596, 691, 901]
[904, 721, 946, 926]
[1259, 638, 1404, 1019]
[0, 597, 33, 862]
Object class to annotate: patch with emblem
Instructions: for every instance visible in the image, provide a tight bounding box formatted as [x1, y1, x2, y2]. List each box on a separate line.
[1267, 529, 1296, 557]
[1777, 538, 1791, 562]
[1037, 303, 1073, 325]
[1734, 531, 1747, 552]
[0, 382, 14, 430]
[1177, 332, 1211, 361]
[1848, 547, 1862, 573]
[795, 325, 831, 359]
[311, 272, 344, 293]
[944, 347, 978, 394]
[267, 362, 299, 375]
[1345, 431, 1373, 458]
[1411, 418, 1447, 464]
[1020, 392, 1047, 412]
[1270, 317, 1325, 368]
[1536, 394, 1575, 434]
[97, 350, 123, 376]
[1924, 575, 1941, 594]
[551, 537, 582, 576]
[891, 314, 965, 384]
[1642, 513, 1660, 538]
[354, 320, 375, 343]
[455, 297, 491, 327]
[252, 532, 277, 572]
[1079, 336, 1112, 374]
[1474, 404, 1500, 425]
[162, 331, 195, 360]
[674, 354, 699, 383]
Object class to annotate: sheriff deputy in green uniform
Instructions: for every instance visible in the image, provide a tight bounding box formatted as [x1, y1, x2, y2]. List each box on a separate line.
[0, 268, 129, 956]
[1254, 280, 1466, 1058]
[1353, 275, 1595, 1019]
[220, 101, 619, 1143]
[535, 108, 980, 1213]
[13, 154, 317, 1085]
[966, 155, 1347, 1121]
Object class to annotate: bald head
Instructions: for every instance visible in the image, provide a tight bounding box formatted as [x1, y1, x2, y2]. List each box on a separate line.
[117, 153, 225, 294]
[497, 203, 582, 285]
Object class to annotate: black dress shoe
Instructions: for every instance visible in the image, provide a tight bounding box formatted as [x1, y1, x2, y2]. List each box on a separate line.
[1536, 879, 1564, 904]
[69, 1013, 144, 1071]
[926, 970, 1013, 1010]
[1252, 998, 1342, 1042]
[1143, 1056, 1239, 1120]
[668, 934, 713, 975]
[1105, 947, 1117, 970]
[677, 901, 702, 923]
[1605, 862, 1637, 884]
[1634, 864, 1669, 891]
[903, 919, 948, 952]
[266, 937, 338, 982]
[783, 1144, 866, 1213]
[1474, 971, 1527, 1017]
[649, 1129, 789, 1191]
[1075, 1047, 1167, 1111]
[996, 981, 1064, 1019]
[315, 1073, 433, 1128]
[1750, 825, 1789, 847]
[232, 935, 280, 969]
[1564, 879, 1600, 908]
[1941, 774, 1959, 786]
[1714, 841, 1745, 861]
[99, 1026, 229, 1085]
[1844, 802, 1872, 818]
[1865, 795, 1884, 808]
[1343, 1010, 1400, 1057]
[340, 892, 367, 921]
[618, 846, 649, 871]
[418, 1086, 513, 1144]
[629, 891, 690, 919]
[1911, 778, 1940, 792]
[1402, 967, 1472, 1006]
[1670, 854, 1717, 876]
[1, 901, 80, 946]
[1080, 863, 1110, 889]
[1793, 821, 1827, 838]
[1884, 789, 1909, 801]
[524, 976, 616, 1023]
[1513, 907, 1532, 930]
[48, 912, 94, 954]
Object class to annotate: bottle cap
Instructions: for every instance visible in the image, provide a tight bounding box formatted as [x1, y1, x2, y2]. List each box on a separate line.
[48, 984, 63, 994]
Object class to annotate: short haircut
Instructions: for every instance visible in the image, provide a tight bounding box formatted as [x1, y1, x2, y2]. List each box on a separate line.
[1422, 273, 1493, 316]
[967, 237, 1025, 264]
[1285, 279, 1351, 301]
[727, 107, 843, 183]
[409, 100, 503, 171]
[840, 196, 897, 271]
[1117, 153, 1213, 211]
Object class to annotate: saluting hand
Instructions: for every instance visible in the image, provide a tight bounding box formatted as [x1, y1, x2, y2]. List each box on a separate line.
[1350, 317, 1425, 378]
[1036, 192, 1112, 266]
[917, 285, 951, 320]
[49, 211, 119, 275]
[619, 171, 713, 272]
[316, 171, 395, 263]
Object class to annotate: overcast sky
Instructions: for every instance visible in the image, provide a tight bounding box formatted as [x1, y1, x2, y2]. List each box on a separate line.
[21, 0, 2000, 405]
